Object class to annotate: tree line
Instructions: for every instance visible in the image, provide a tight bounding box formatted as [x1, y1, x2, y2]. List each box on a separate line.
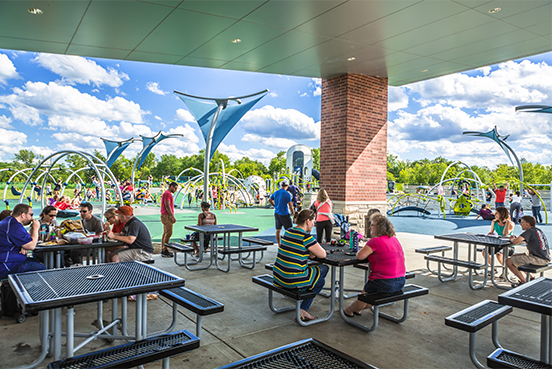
[387, 154, 552, 188]
[1, 148, 321, 185]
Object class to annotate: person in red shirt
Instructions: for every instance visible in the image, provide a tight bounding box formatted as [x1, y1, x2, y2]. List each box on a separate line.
[102, 207, 126, 262]
[493, 179, 509, 209]
[160, 182, 178, 258]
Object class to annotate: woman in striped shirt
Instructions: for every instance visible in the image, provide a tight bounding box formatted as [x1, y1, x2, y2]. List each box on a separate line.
[273, 209, 328, 321]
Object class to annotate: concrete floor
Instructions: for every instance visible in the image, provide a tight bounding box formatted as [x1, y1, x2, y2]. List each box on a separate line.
[0, 232, 547, 369]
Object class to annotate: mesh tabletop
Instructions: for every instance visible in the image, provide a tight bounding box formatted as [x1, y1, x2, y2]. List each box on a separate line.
[435, 233, 511, 247]
[185, 224, 258, 234]
[499, 278, 552, 316]
[314, 244, 366, 267]
[218, 339, 377, 369]
[9, 261, 185, 312]
[34, 241, 124, 252]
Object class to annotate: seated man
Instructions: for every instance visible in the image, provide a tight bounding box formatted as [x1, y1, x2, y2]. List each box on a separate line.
[107, 206, 153, 262]
[70, 202, 103, 265]
[0, 204, 45, 279]
[507, 215, 550, 287]
[475, 204, 495, 220]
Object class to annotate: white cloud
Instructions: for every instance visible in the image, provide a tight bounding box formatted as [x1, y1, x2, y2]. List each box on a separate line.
[300, 93, 308, 97]
[0, 115, 13, 129]
[0, 81, 146, 126]
[242, 133, 296, 149]
[218, 143, 275, 165]
[34, 54, 129, 87]
[388, 86, 408, 111]
[408, 60, 552, 111]
[146, 82, 168, 95]
[268, 92, 278, 98]
[176, 108, 196, 122]
[310, 78, 321, 96]
[155, 115, 162, 121]
[240, 105, 320, 140]
[0, 53, 18, 84]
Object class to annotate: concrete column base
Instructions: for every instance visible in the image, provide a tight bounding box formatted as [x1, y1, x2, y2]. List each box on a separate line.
[332, 200, 387, 235]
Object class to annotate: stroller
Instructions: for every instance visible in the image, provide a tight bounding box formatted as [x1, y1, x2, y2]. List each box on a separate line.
[332, 213, 350, 239]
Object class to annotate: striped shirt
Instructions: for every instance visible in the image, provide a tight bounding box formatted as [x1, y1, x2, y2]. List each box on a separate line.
[273, 227, 321, 289]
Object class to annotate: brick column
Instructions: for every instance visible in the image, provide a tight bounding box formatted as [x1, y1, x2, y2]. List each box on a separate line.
[320, 74, 388, 234]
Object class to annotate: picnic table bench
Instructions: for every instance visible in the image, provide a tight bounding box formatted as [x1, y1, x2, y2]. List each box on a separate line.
[48, 330, 199, 369]
[159, 287, 224, 339]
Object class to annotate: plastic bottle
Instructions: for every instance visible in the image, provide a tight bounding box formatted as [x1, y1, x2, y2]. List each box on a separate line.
[50, 231, 56, 241]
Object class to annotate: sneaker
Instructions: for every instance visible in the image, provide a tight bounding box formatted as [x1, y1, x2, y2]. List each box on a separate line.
[161, 250, 174, 258]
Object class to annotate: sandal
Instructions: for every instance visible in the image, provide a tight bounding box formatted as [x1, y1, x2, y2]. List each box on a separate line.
[343, 308, 354, 318]
[353, 311, 362, 316]
[300, 315, 318, 322]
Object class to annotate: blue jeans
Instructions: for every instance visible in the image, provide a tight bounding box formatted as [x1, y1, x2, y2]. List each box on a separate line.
[300, 264, 329, 312]
[0, 258, 46, 279]
[495, 202, 505, 208]
[363, 277, 406, 294]
[533, 206, 543, 223]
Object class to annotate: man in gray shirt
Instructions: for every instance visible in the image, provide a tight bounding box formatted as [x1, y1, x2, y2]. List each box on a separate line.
[70, 202, 103, 265]
[529, 188, 543, 223]
[108, 206, 153, 262]
[507, 215, 550, 286]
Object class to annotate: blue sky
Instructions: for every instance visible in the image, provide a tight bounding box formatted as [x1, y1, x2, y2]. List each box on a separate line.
[0, 48, 550, 168]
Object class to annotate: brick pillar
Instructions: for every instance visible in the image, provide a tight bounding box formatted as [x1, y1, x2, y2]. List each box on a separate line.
[320, 74, 388, 235]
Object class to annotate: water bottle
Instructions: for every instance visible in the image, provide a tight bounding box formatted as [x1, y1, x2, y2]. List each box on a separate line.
[349, 230, 355, 251]
[39, 224, 48, 242]
[352, 231, 359, 253]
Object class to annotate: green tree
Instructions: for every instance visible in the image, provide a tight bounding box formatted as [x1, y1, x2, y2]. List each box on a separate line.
[268, 151, 286, 177]
[233, 157, 267, 178]
[311, 148, 320, 171]
[13, 149, 43, 169]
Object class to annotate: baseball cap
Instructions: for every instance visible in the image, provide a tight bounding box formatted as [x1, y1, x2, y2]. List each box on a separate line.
[115, 205, 133, 216]
[281, 180, 289, 187]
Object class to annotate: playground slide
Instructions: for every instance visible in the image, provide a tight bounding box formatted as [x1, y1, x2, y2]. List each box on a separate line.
[387, 206, 431, 216]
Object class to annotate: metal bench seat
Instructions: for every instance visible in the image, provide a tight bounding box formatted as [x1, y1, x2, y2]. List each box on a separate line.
[445, 300, 513, 369]
[415, 246, 452, 254]
[159, 287, 223, 339]
[252, 274, 329, 327]
[48, 330, 199, 369]
[424, 255, 486, 269]
[345, 285, 428, 333]
[519, 263, 552, 282]
[487, 348, 552, 369]
[242, 237, 274, 246]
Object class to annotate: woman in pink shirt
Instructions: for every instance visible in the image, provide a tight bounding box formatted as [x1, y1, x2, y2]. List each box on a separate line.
[343, 213, 406, 317]
[312, 189, 333, 243]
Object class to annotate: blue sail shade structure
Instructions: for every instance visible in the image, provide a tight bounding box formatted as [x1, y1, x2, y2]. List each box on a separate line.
[174, 89, 268, 201]
[130, 131, 183, 185]
[101, 137, 140, 168]
[515, 105, 552, 114]
[463, 126, 524, 190]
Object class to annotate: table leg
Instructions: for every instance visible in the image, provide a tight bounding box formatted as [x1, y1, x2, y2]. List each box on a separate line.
[66, 307, 74, 358]
[111, 298, 118, 339]
[135, 293, 144, 340]
[541, 315, 550, 363]
[55, 251, 61, 269]
[490, 246, 510, 290]
[121, 297, 128, 337]
[53, 308, 62, 360]
[548, 315, 552, 364]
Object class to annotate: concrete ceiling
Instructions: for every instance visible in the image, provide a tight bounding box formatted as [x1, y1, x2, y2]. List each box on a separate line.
[0, 0, 550, 86]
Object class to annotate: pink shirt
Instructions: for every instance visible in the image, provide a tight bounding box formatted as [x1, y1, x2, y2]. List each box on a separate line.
[314, 200, 332, 222]
[366, 235, 406, 280]
[160, 190, 174, 215]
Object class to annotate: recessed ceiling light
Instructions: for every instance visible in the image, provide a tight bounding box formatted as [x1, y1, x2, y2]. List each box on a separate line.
[347, 57, 356, 61]
[231, 38, 241, 44]
[421, 69, 428, 73]
[488, 7, 501, 14]
[28, 8, 43, 15]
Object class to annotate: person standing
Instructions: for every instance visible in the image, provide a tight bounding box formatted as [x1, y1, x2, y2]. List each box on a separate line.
[160, 182, 177, 258]
[53, 179, 62, 196]
[493, 180, 509, 208]
[287, 181, 299, 211]
[311, 188, 333, 244]
[529, 188, 543, 223]
[92, 176, 101, 200]
[507, 216, 550, 286]
[510, 190, 522, 224]
[269, 180, 295, 247]
[0, 204, 44, 279]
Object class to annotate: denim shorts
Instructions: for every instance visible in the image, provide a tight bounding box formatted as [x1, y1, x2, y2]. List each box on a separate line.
[364, 277, 406, 294]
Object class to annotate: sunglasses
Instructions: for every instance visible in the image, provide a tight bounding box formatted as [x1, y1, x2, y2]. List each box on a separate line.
[79, 210, 88, 213]
[47, 213, 57, 217]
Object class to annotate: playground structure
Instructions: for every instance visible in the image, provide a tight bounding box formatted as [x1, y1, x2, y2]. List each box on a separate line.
[174, 160, 254, 210]
[19, 151, 122, 217]
[387, 161, 486, 218]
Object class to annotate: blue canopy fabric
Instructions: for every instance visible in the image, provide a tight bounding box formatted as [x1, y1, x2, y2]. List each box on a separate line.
[137, 136, 158, 170]
[178, 94, 266, 159]
[103, 139, 134, 168]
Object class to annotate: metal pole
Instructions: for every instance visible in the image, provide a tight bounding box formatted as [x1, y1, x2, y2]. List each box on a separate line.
[204, 104, 224, 201]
